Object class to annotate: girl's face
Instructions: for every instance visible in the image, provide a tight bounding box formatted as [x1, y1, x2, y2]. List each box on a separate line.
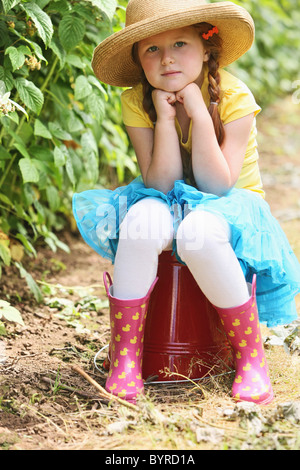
[138, 26, 209, 92]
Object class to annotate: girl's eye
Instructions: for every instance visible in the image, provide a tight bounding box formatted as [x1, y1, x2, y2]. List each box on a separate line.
[175, 41, 185, 48]
[147, 46, 158, 53]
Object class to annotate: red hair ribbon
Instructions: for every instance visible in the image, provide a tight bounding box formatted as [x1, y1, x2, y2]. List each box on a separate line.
[202, 26, 219, 40]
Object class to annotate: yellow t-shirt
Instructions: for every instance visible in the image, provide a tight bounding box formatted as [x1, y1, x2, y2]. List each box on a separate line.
[121, 68, 264, 197]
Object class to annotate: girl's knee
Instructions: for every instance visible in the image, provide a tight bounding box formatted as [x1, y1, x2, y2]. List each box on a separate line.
[176, 210, 230, 260]
[119, 198, 174, 251]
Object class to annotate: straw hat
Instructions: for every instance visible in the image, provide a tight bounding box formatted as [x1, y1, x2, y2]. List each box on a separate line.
[92, 0, 255, 87]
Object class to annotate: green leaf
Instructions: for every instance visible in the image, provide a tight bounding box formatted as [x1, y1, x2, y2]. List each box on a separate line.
[15, 263, 43, 303]
[5, 46, 26, 71]
[53, 146, 66, 168]
[87, 93, 105, 123]
[81, 129, 98, 155]
[49, 38, 66, 68]
[48, 122, 72, 140]
[0, 321, 7, 336]
[0, 21, 8, 49]
[65, 153, 75, 186]
[1, 0, 21, 14]
[0, 80, 6, 96]
[26, 40, 48, 64]
[74, 75, 93, 100]
[64, 110, 84, 133]
[0, 300, 25, 326]
[58, 15, 85, 51]
[46, 186, 60, 211]
[14, 142, 31, 159]
[66, 54, 86, 69]
[52, 238, 70, 254]
[0, 192, 13, 206]
[15, 233, 37, 257]
[84, 0, 117, 20]
[19, 158, 39, 183]
[0, 243, 11, 266]
[0, 145, 11, 160]
[15, 78, 44, 115]
[20, 2, 54, 47]
[0, 66, 14, 92]
[88, 75, 108, 97]
[34, 119, 52, 139]
[36, 0, 52, 9]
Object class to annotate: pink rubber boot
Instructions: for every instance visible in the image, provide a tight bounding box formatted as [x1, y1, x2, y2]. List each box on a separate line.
[103, 272, 158, 403]
[214, 275, 273, 405]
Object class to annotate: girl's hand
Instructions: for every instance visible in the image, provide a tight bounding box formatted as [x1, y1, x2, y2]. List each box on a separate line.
[152, 89, 177, 121]
[176, 83, 205, 119]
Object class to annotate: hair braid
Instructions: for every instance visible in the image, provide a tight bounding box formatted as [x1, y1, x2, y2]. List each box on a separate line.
[207, 54, 225, 146]
[141, 76, 157, 123]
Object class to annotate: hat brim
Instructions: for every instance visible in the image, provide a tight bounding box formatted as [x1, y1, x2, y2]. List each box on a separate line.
[92, 2, 254, 87]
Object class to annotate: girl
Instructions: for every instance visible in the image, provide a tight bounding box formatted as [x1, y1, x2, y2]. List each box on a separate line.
[73, 0, 300, 404]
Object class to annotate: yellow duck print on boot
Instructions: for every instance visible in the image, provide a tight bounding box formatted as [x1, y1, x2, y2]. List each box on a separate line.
[214, 275, 273, 405]
[130, 336, 137, 344]
[103, 271, 158, 403]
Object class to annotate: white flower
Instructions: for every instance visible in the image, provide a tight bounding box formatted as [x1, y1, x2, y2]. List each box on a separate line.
[0, 80, 28, 119]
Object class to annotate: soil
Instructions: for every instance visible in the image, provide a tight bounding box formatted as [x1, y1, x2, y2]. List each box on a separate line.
[0, 97, 300, 451]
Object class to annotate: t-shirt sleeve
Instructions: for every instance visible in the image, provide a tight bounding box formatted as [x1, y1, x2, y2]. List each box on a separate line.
[220, 79, 261, 125]
[121, 87, 154, 128]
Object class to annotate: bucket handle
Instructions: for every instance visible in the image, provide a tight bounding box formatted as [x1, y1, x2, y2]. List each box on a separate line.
[103, 271, 112, 296]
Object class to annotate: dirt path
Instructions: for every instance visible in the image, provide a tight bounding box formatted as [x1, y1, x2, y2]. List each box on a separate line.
[0, 97, 300, 451]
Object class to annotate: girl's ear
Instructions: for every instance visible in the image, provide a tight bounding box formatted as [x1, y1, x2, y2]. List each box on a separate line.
[203, 51, 210, 62]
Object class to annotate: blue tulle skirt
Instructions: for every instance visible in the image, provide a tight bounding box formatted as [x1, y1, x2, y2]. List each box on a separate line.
[73, 176, 300, 327]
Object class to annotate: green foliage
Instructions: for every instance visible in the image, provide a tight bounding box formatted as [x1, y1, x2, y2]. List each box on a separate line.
[226, 0, 300, 106]
[0, 299, 24, 329]
[0, 0, 137, 294]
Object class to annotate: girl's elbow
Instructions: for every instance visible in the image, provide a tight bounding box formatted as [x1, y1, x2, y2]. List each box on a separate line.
[144, 174, 173, 194]
[215, 185, 232, 197]
[196, 174, 233, 197]
[208, 185, 230, 197]
[217, 174, 235, 196]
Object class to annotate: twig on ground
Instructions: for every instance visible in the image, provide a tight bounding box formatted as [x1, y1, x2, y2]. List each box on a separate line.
[70, 364, 139, 412]
[41, 376, 105, 401]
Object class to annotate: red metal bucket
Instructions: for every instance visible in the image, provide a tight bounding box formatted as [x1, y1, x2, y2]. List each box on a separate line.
[142, 251, 234, 382]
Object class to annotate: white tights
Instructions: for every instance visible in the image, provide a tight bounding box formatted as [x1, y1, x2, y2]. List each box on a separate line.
[113, 198, 250, 308]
